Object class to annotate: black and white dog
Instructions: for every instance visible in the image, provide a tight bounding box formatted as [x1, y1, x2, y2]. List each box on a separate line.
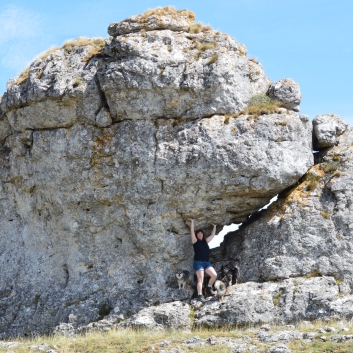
[211, 264, 240, 301]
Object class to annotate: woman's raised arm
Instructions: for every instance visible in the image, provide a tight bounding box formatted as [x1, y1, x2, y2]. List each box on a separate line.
[188, 218, 197, 244]
[206, 223, 217, 243]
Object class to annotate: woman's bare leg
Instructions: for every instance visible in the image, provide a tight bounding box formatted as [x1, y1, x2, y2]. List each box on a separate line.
[205, 266, 217, 287]
[196, 270, 204, 295]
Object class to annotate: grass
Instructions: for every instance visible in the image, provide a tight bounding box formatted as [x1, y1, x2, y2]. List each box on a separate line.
[232, 93, 282, 120]
[221, 94, 283, 121]
[193, 40, 218, 60]
[305, 176, 321, 191]
[322, 161, 340, 173]
[304, 269, 322, 278]
[272, 290, 284, 306]
[189, 23, 212, 34]
[15, 37, 105, 85]
[207, 54, 219, 65]
[320, 211, 330, 219]
[3, 321, 353, 353]
[139, 6, 195, 22]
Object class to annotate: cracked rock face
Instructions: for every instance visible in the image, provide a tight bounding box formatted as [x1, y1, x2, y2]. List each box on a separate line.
[213, 125, 353, 285]
[0, 9, 314, 336]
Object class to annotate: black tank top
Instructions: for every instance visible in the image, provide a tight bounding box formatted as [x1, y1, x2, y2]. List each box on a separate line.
[193, 240, 209, 261]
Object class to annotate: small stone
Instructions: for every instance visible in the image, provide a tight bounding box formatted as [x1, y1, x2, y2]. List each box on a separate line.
[158, 340, 171, 347]
[323, 326, 336, 332]
[260, 324, 272, 331]
[301, 339, 311, 345]
[207, 336, 217, 345]
[340, 327, 350, 332]
[312, 114, 348, 149]
[317, 328, 326, 334]
[267, 343, 293, 353]
[268, 78, 302, 111]
[319, 336, 327, 341]
[95, 108, 112, 127]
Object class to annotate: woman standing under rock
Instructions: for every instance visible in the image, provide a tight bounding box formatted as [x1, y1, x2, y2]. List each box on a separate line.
[188, 218, 218, 301]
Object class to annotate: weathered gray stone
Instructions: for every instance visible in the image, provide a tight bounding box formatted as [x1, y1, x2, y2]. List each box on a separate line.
[268, 78, 302, 111]
[313, 114, 348, 149]
[193, 277, 353, 327]
[213, 127, 353, 283]
[99, 29, 266, 121]
[95, 107, 112, 127]
[118, 301, 191, 330]
[267, 344, 292, 353]
[1, 40, 105, 131]
[0, 117, 12, 145]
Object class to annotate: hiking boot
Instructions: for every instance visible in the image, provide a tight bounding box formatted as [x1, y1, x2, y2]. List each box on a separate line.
[206, 286, 215, 296]
[197, 294, 206, 302]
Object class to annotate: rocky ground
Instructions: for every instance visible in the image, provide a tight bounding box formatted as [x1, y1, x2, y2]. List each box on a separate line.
[1, 320, 353, 352]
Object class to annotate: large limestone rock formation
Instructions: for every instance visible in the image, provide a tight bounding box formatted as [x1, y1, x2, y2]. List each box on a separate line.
[214, 118, 353, 287]
[0, 7, 321, 336]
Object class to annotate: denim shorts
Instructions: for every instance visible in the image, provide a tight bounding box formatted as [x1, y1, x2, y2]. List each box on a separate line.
[193, 260, 212, 271]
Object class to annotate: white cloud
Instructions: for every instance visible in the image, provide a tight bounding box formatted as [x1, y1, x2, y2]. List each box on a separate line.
[0, 5, 44, 45]
[0, 5, 51, 74]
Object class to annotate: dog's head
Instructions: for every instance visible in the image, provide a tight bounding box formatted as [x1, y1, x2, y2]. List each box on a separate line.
[175, 270, 184, 279]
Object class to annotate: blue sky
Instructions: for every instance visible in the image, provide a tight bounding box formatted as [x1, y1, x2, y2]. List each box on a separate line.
[1, 0, 352, 124]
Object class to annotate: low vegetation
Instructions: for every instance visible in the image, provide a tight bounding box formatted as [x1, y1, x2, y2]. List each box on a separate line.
[320, 210, 331, 219]
[3, 320, 353, 353]
[226, 93, 282, 121]
[15, 37, 105, 85]
[193, 40, 218, 60]
[139, 6, 196, 22]
[189, 23, 212, 34]
[207, 54, 219, 65]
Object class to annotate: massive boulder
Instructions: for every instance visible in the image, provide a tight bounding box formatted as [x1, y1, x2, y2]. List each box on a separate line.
[0, 8, 313, 336]
[213, 117, 353, 288]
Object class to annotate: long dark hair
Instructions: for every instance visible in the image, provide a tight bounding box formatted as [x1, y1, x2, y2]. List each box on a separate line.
[195, 229, 207, 242]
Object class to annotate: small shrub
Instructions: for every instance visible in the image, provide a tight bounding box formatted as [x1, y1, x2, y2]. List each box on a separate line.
[332, 170, 341, 177]
[332, 154, 341, 161]
[98, 303, 113, 320]
[248, 94, 271, 106]
[73, 76, 82, 88]
[189, 23, 212, 34]
[207, 54, 218, 65]
[306, 175, 321, 191]
[224, 115, 231, 124]
[272, 290, 284, 306]
[320, 211, 330, 219]
[322, 161, 340, 172]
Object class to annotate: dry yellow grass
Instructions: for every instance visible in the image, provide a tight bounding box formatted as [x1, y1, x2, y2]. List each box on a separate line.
[3, 320, 353, 353]
[189, 23, 212, 34]
[15, 37, 105, 85]
[193, 40, 218, 60]
[140, 6, 195, 22]
[207, 54, 219, 65]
